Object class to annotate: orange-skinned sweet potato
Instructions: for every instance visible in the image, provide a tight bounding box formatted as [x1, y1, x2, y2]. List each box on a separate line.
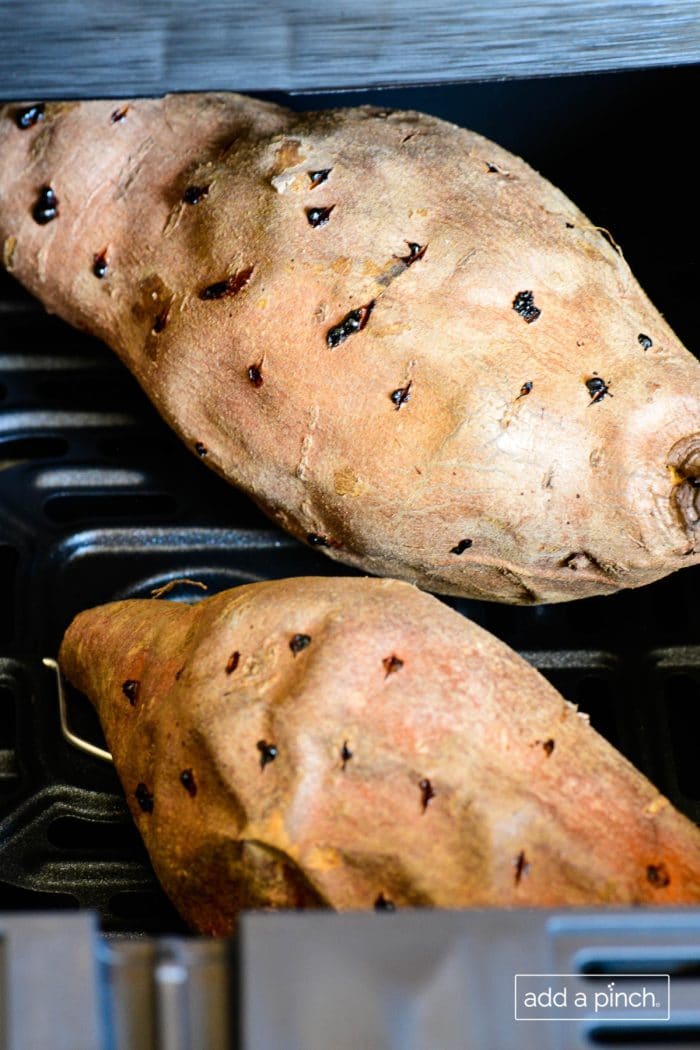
[2, 94, 699, 602]
[59, 577, 700, 934]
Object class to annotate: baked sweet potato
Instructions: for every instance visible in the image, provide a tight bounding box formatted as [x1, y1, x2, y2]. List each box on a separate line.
[58, 576, 700, 934]
[2, 94, 699, 602]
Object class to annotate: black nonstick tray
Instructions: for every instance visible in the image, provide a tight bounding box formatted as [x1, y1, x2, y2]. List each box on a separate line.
[1, 66, 699, 935]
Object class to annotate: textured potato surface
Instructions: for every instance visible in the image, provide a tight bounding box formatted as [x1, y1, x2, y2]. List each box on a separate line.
[2, 95, 700, 602]
[59, 577, 700, 934]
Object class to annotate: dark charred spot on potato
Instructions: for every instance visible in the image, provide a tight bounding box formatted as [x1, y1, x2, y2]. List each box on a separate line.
[419, 778, 435, 812]
[183, 185, 209, 205]
[289, 633, 311, 655]
[638, 333, 653, 350]
[647, 863, 671, 888]
[542, 738, 555, 757]
[32, 186, 58, 225]
[225, 651, 240, 674]
[308, 169, 331, 188]
[326, 302, 375, 349]
[180, 769, 197, 797]
[92, 249, 108, 279]
[586, 376, 612, 404]
[307, 532, 330, 548]
[110, 106, 129, 123]
[122, 679, 140, 705]
[513, 291, 541, 323]
[247, 363, 263, 388]
[485, 161, 512, 176]
[257, 740, 278, 769]
[565, 221, 575, 229]
[374, 893, 396, 911]
[383, 654, 404, 678]
[341, 741, 353, 769]
[195, 442, 208, 457]
[517, 381, 533, 400]
[306, 205, 335, 228]
[135, 783, 154, 813]
[450, 538, 473, 555]
[400, 242, 427, 266]
[152, 305, 170, 335]
[15, 103, 45, 129]
[390, 382, 412, 410]
[199, 266, 255, 301]
[175, 666, 185, 680]
[514, 850, 529, 884]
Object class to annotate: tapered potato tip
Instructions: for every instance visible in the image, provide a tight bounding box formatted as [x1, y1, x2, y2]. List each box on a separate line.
[59, 598, 194, 753]
[58, 578, 700, 934]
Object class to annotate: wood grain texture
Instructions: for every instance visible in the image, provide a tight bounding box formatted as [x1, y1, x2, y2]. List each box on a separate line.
[0, 0, 699, 97]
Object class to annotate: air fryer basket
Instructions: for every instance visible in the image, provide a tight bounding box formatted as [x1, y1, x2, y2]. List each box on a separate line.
[1, 64, 700, 934]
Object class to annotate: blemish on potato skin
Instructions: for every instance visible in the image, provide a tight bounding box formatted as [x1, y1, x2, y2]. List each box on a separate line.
[199, 266, 255, 301]
[340, 741, 353, 769]
[306, 205, 334, 228]
[289, 633, 311, 655]
[383, 654, 404, 677]
[15, 103, 45, 129]
[450, 538, 473, 555]
[225, 651, 240, 674]
[32, 186, 58, 225]
[516, 381, 533, 400]
[647, 863, 671, 888]
[257, 740, 278, 769]
[374, 893, 396, 911]
[272, 138, 305, 175]
[419, 778, 435, 812]
[586, 376, 612, 404]
[122, 679, 140, 705]
[110, 106, 129, 123]
[3, 236, 18, 272]
[307, 532, 330, 548]
[152, 304, 170, 334]
[512, 290, 540, 323]
[333, 466, 363, 497]
[308, 168, 331, 188]
[247, 363, 263, 387]
[390, 382, 412, 410]
[542, 739, 555, 757]
[93, 249, 108, 279]
[183, 185, 209, 205]
[400, 242, 427, 266]
[195, 442, 208, 457]
[180, 769, 197, 796]
[326, 302, 374, 349]
[638, 333, 653, 350]
[135, 783, 154, 813]
[514, 850, 529, 884]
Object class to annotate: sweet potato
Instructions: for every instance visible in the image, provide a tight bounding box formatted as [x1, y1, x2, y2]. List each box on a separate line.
[59, 577, 700, 934]
[2, 94, 699, 603]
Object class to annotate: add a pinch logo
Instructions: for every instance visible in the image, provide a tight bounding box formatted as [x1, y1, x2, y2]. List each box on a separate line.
[514, 974, 670, 1022]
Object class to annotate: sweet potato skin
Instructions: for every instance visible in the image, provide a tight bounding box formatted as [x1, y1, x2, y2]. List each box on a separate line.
[2, 94, 699, 602]
[59, 577, 700, 934]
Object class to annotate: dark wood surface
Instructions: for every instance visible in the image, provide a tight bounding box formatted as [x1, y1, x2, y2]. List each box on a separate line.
[1, 0, 699, 98]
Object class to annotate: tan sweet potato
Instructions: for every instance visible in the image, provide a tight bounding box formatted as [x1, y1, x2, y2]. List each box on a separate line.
[2, 94, 699, 603]
[59, 576, 700, 934]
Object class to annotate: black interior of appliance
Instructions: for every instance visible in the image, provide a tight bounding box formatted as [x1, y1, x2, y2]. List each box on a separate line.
[0, 64, 699, 934]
